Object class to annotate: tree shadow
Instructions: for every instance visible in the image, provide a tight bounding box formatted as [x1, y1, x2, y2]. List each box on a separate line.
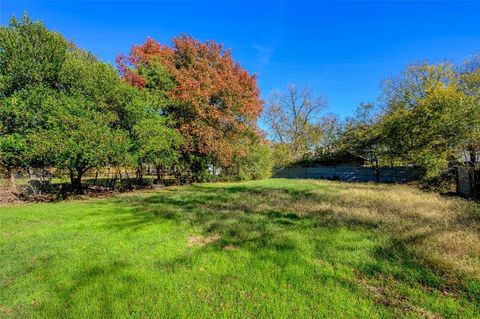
[99, 182, 480, 306]
[40, 260, 148, 318]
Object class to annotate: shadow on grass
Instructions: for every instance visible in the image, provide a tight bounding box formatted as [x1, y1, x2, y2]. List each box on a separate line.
[44, 260, 148, 318]
[102, 182, 479, 304]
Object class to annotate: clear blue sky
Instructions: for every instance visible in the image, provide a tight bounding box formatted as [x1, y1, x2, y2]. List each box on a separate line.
[1, 1, 479, 119]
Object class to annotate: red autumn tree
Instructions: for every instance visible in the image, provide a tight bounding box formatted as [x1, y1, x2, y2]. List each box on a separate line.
[117, 35, 264, 178]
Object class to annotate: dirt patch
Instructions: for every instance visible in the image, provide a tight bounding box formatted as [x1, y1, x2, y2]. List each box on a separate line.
[223, 245, 239, 251]
[187, 235, 220, 247]
[0, 304, 14, 316]
[360, 280, 442, 319]
[0, 184, 167, 206]
[0, 188, 21, 204]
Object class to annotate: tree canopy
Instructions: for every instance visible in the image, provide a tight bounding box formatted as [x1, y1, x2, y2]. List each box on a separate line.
[2, 13, 479, 190]
[117, 35, 268, 180]
[263, 59, 480, 184]
[264, 85, 328, 163]
[0, 14, 272, 192]
[0, 15, 183, 191]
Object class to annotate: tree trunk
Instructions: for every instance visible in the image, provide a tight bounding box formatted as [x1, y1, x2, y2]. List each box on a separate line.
[70, 171, 83, 194]
[118, 169, 123, 190]
[191, 157, 203, 183]
[111, 171, 118, 190]
[10, 170, 15, 186]
[125, 170, 131, 190]
[136, 163, 143, 186]
[469, 150, 477, 165]
[105, 169, 110, 188]
[93, 171, 99, 186]
[156, 166, 162, 184]
[6, 169, 16, 190]
[370, 158, 380, 183]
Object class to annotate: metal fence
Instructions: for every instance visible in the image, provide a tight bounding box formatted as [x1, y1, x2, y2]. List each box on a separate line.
[455, 166, 480, 199]
[273, 165, 418, 183]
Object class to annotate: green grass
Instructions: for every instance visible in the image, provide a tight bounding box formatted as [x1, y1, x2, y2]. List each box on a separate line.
[1, 179, 479, 318]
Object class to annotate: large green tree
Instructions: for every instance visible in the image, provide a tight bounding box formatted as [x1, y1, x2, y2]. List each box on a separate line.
[380, 62, 477, 181]
[29, 93, 130, 191]
[0, 14, 180, 192]
[0, 14, 68, 185]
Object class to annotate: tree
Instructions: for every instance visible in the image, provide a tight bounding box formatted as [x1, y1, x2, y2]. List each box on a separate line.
[271, 143, 292, 168]
[380, 62, 477, 181]
[314, 113, 342, 157]
[133, 114, 184, 184]
[458, 54, 480, 164]
[341, 102, 385, 179]
[117, 35, 264, 181]
[52, 48, 143, 191]
[233, 141, 273, 180]
[0, 14, 69, 185]
[31, 96, 130, 192]
[264, 85, 328, 160]
[0, 14, 166, 192]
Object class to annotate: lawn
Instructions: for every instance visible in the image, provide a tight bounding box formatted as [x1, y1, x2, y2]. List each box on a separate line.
[1, 179, 479, 318]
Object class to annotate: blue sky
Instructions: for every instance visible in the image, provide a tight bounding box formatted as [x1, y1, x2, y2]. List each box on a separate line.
[1, 1, 479, 119]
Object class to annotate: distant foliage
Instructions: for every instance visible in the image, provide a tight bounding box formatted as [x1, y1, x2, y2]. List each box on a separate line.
[378, 62, 479, 181]
[225, 142, 273, 181]
[264, 85, 328, 162]
[266, 59, 480, 183]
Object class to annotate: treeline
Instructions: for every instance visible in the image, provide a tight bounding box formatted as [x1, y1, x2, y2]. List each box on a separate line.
[2, 14, 478, 192]
[0, 15, 273, 193]
[266, 60, 480, 185]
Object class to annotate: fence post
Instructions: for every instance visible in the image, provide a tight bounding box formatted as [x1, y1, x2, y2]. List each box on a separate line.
[468, 168, 475, 198]
[455, 167, 459, 194]
[475, 169, 480, 199]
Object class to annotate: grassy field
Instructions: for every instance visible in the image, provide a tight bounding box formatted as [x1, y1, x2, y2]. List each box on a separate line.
[1, 179, 479, 318]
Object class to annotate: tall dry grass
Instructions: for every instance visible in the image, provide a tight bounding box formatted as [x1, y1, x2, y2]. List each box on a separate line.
[195, 180, 480, 282]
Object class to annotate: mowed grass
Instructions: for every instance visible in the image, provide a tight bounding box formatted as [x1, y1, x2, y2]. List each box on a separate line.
[1, 179, 479, 318]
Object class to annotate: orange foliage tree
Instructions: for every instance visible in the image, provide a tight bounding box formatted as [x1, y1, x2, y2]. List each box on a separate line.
[117, 35, 264, 178]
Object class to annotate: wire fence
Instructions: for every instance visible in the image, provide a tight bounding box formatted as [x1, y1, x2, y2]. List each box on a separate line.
[0, 167, 176, 202]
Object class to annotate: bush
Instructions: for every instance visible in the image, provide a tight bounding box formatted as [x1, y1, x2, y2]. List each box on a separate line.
[234, 142, 273, 181]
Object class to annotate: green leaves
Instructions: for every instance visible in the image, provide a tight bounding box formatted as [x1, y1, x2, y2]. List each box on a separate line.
[236, 142, 273, 180]
[0, 14, 167, 189]
[0, 133, 28, 169]
[0, 14, 68, 96]
[133, 113, 184, 169]
[378, 62, 480, 181]
[0, 13, 276, 187]
[31, 116, 130, 173]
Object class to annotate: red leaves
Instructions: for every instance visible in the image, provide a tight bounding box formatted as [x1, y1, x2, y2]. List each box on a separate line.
[117, 34, 264, 165]
[116, 37, 170, 88]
